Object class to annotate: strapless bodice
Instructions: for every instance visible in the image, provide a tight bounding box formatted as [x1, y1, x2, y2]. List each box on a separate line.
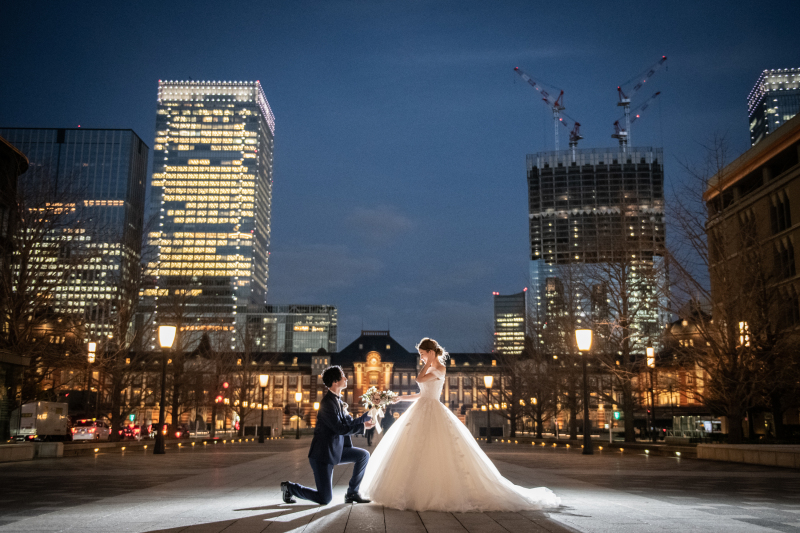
[418, 366, 445, 400]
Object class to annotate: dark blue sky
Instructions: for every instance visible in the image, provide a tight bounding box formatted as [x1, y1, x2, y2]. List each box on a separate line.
[2, 1, 799, 352]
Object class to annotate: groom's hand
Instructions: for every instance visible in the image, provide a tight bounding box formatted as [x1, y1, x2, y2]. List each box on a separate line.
[364, 420, 376, 429]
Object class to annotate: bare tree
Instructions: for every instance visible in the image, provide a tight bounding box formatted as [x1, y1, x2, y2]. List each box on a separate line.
[92, 217, 158, 441]
[585, 252, 666, 442]
[0, 164, 99, 405]
[520, 334, 558, 438]
[493, 349, 527, 438]
[230, 324, 260, 437]
[667, 135, 800, 443]
[534, 265, 588, 440]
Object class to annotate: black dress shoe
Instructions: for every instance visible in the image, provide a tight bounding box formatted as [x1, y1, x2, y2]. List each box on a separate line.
[344, 492, 371, 504]
[280, 481, 296, 504]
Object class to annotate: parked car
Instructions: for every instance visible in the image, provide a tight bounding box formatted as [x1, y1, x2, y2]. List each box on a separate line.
[71, 419, 111, 441]
[119, 424, 143, 440]
[147, 423, 190, 439]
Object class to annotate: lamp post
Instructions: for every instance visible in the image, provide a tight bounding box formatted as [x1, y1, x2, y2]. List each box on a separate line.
[575, 329, 593, 455]
[295, 391, 302, 440]
[484, 375, 494, 443]
[155, 325, 176, 455]
[313, 402, 320, 428]
[258, 374, 269, 443]
[86, 342, 96, 416]
[647, 346, 656, 443]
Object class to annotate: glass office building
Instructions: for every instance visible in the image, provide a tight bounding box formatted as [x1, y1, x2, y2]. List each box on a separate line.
[748, 69, 800, 146]
[145, 81, 275, 350]
[0, 128, 148, 340]
[240, 305, 337, 353]
[493, 291, 527, 355]
[527, 147, 667, 348]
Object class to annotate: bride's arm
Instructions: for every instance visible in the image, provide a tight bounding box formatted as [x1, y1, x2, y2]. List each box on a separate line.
[417, 362, 444, 383]
[415, 359, 432, 381]
[393, 393, 420, 402]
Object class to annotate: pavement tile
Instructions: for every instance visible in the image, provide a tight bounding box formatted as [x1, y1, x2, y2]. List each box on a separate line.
[418, 511, 469, 532]
[4, 438, 800, 533]
[451, 512, 507, 533]
[302, 505, 352, 533]
[383, 508, 425, 533]
[343, 504, 384, 533]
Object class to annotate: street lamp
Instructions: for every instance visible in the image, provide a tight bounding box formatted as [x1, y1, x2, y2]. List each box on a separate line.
[575, 329, 593, 455]
[647, 346, 656, 443]
[86, 342, 96, 415]
[258, 374, 269, 443]
[484, 375, 493, 444]
[155, 325, 176, 455]
[295, 391, 303, 440]
[313, 401, 320, 427]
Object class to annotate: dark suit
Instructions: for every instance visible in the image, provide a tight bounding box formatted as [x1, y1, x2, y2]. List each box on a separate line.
[287, 391, 370, 505]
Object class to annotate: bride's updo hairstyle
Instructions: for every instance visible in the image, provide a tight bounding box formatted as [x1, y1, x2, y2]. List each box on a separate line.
[416, 338, 449, 364]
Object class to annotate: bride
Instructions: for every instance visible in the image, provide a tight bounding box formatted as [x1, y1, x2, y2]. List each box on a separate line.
[360, 338, 561, 512]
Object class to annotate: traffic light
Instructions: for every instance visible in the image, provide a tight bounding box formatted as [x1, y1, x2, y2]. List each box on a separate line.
[613, 411, 621, 420]
[129, 414, 135, 422]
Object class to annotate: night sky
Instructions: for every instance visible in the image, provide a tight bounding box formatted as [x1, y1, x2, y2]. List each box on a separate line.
[2, 1, 799, 352]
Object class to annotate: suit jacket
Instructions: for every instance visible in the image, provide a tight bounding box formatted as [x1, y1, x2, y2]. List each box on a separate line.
[308, 391, 369, 465]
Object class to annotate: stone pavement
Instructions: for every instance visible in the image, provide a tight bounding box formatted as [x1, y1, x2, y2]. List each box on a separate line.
[0, 435, 798, 532]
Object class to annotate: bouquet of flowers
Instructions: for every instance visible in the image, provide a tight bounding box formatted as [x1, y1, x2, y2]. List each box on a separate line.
[359, 386, 397, 434]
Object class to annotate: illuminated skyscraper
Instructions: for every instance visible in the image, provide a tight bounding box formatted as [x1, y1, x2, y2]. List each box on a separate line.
[0, 128, 148, 340]
[748, 68, 800, 146]
[493, 290, 527, 355]
[145, 81, 275, 350]
[240, 305, 338, 353]
[527, 147, 666, 348]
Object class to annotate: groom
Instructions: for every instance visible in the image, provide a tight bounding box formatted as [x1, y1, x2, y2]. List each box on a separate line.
[281, 365, 375, 505]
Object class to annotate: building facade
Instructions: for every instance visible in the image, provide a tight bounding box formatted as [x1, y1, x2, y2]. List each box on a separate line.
[527, 147, 667, 350]
[0, 134, 30, 440]
[748, 68, 800, 146]
[98, 330, 499, 435]
[240, 304, 337, 353]
[493, 291, 526, 355]
[144, 80, 276, 351]
[704, 113, 800, 433]
[0, 128, 149, 340]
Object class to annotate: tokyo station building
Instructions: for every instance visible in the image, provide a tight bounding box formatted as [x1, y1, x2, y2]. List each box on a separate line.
[251, 330, 497, 430]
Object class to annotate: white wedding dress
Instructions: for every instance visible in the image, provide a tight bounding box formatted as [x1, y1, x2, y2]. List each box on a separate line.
[360, 366, 561, 512]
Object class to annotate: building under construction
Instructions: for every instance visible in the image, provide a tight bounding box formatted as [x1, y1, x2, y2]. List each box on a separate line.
[527, 146, 667, 346]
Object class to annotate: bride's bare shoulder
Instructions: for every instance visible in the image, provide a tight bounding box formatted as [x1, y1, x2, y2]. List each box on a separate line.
[431, 360, 446, 374]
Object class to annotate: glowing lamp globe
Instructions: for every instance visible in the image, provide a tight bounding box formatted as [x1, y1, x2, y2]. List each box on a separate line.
[575, 329, 593, 352]
[158, 325, 177, 349]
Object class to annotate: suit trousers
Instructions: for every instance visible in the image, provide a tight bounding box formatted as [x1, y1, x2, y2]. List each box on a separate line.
[290, 447, 370, 505]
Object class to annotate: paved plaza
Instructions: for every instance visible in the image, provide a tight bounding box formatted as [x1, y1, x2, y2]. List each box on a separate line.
[1, 435, 799, 533]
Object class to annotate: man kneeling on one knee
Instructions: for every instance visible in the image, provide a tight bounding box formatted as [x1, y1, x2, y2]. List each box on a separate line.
[281, 365, 375, 505]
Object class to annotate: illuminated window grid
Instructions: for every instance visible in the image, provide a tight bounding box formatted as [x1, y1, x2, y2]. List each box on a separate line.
[150, 81, 274, 351]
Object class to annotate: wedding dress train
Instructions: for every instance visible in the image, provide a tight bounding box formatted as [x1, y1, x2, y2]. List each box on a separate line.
[360, 366, 561, 512]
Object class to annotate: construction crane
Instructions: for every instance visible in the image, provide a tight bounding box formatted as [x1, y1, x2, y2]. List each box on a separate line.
[612, 91, 661, 148]
[615, 55, 667, 148]
[514, 67, 583, 156]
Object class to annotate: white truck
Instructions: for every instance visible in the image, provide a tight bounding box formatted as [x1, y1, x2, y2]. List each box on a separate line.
[10, 401, 70, 441]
